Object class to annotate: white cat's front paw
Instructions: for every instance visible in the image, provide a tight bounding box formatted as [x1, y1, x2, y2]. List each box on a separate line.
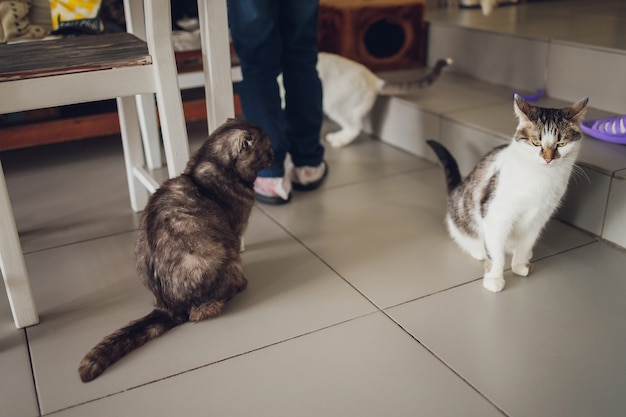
[326, 131, 357, 148]
[512, 263, 530, 277]
[483, 277, 505, 292]
[326, 133, 347, 147]
[469, 250, 486, 261]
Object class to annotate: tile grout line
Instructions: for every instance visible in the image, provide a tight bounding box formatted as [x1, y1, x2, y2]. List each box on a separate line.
[22, 227, 140, 256]
[254, 204, 382, 312]
[379, 309, 511, 417]
[23, 329, 43, 416]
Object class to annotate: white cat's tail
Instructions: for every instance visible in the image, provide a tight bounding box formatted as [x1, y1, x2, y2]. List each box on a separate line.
[426, 140, 462, 194]
[378, 58, 452, 96]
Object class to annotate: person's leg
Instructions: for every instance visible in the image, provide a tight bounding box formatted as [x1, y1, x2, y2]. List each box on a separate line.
[279, 0, 324, 169]
[228, 0, 288, 178]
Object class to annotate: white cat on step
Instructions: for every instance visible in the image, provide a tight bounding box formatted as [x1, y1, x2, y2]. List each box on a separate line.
[279, 53, 452, 148]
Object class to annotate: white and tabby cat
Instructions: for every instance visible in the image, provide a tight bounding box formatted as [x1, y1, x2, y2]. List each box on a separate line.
[427, 95, 588, 292]
[279, 53, 452, 148]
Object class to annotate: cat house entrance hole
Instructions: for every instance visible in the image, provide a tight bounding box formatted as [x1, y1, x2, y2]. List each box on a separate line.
[317, 0, 425, 71]
[363, 18, 406, 59]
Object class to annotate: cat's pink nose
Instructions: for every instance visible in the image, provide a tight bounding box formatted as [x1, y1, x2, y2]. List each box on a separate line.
[542, 148, 556, 163]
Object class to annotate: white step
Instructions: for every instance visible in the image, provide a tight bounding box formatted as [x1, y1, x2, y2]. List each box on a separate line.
[425, 1, 626, 114]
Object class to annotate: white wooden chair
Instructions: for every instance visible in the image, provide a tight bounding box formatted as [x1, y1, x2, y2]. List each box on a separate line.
[0, 0, 191, 328]
[133, 0, 238, 171]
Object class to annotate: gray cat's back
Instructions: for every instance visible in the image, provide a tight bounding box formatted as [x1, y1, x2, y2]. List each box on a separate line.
[135, 175, 239, 310]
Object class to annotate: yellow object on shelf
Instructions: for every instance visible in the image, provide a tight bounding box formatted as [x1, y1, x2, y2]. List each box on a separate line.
[50, 0, 102, 31]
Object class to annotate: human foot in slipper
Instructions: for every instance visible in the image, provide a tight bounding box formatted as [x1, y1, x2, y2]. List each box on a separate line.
[580, 115, 626, 145]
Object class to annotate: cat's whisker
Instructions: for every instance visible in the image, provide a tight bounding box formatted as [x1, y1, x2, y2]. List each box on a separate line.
[570, 162, 591, 186]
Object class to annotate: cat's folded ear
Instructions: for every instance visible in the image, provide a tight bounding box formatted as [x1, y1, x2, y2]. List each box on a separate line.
[238, 135, 252, 153]
[513, 94, 536, 123]
[564, 97, 589, 122]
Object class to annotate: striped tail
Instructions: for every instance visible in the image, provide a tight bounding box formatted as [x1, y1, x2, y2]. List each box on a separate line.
[426, 140, 462, 194]
[378, 58, 453, 95]
[78, 308, 181, 382]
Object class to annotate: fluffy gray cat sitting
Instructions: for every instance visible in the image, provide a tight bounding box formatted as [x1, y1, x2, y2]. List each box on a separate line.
[79, 119, 273, 382]
[428, 95, 588, 292]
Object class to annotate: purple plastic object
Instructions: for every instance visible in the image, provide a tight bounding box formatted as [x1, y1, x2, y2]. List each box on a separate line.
[580, 115, 626, 145]
[513, 89, 544, 102]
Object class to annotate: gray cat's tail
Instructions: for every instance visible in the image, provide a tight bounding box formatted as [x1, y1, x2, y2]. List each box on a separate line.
[378, 58, 452, 96]
[426, 140, 462, 194]
[78, 308, 182, 383]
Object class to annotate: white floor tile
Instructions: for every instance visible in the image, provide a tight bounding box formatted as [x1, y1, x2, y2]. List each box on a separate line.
[3, 136, 140, 253]
[388, 241, 626, 417]
[0, 285, 39, 417]
[51, 313, 503, 417]
[1, 1, 625, 414]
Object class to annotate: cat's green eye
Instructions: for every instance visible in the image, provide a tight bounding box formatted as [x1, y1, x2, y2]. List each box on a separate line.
[531, 139, 542, 146]
[557, 142, 566, 147]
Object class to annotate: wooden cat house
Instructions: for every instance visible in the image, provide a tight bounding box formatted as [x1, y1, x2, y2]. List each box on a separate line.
[318, 0, 426, 72]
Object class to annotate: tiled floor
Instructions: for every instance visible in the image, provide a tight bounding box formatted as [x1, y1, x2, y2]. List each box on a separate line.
[2, 117, 625, 417]
[2, 0, 626, 414]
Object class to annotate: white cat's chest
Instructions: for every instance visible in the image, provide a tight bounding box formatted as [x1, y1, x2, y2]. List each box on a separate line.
[495, 149, 574, 212]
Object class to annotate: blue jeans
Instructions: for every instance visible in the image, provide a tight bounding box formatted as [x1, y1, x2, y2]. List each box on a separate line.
[228, 0, 324, 178]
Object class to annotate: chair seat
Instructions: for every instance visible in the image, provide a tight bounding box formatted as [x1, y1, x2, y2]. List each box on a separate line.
[0, 32, 150, 81]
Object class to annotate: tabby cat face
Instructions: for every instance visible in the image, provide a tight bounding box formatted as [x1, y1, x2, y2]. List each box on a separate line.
[513, 95, 588, 164]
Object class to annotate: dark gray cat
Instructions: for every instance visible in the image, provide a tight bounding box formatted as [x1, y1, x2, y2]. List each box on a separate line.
[79, 118, 273, 382]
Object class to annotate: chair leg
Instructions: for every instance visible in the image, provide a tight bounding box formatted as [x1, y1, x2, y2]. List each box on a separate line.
[151, 57, 190, 179]
[142, 0, 190, 178]
[197, 0, 235, 134]
[0, 161, 39, 328]
[117, 96, 150, 212]
[154, 86, 190, 178]
[136, 93, 163, 170]
[123, 1, 162, 170]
